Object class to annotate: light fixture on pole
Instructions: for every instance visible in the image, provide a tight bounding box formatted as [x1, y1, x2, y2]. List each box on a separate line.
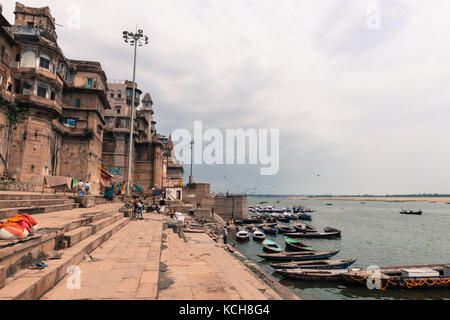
[122, 27, 150, 198]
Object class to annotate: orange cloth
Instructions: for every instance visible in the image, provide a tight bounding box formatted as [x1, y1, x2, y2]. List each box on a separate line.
[0, 214, 38, 238]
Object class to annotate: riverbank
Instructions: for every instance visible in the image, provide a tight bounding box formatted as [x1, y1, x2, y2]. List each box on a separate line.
[287, 196, 450, 203]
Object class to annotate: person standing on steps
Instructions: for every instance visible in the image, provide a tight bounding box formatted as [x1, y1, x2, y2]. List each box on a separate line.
[223, 226, 228, 245]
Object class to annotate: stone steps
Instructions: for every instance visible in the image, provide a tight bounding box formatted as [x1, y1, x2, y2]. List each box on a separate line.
[0, 203, 79, 220]
[0, 206, 120, 279]
[60, 213, 123, 248]
[0, 194, 68, 201]
[0, 216, 130, 300]
[0, 199, 75, 209]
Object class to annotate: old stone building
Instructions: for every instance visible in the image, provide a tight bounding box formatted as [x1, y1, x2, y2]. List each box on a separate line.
[0, 5, 19, 178]
[0, 2, 183, 196]
[59, 60, 110, 194]
[7, 2, 69, 187]
[103, 83, 183, 197]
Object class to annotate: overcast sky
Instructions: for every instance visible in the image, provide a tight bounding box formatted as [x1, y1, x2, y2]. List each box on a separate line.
[4, 0, 450, 195]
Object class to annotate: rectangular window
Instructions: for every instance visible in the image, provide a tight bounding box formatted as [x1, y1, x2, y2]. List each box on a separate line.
[87, 78, 93, 88]
[7, 82, 12, 92]
[39, 57, 50, 69]
[50, 91, 55, 100]
[37, 86, 47, 98]
[75, 99, 81, 108]
[110, 92, 114, 98]
[118, 93, 122, 99]
[27, 22, 34, 28]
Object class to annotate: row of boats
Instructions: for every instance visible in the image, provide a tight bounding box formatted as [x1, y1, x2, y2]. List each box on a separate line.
[235, 222, 342, 241]
[249, 205, 314, 214]
[235, 217, 449, 290]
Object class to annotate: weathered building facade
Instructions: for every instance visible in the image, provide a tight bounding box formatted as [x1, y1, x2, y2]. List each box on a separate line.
[0, 5, 19, 178]
[59, 60, 110, 194]
[0, 3, 183, 195]
[103, 83, 183, 196]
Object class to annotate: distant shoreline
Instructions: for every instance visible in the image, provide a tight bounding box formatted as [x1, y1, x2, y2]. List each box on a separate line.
[286, 196, 450, 203]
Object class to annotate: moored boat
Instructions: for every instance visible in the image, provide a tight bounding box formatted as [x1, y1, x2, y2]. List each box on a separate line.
[400, 209, 423, 215]
[262, 239, 283, 253]
[277, 216, 290, 223]
[277, 224, 297, 233]
[293, 222, 317, 233]
[235, 229, 250, 241]
[261, 226, 278, 235]
[274, 269, 349, 282]
[342, 264, 450, 290]
[284, 237, 314, 252]
[271, 259, 357, 270]
[258, 250, 340, 261]
[252, 230, 266, 241]
[297, 213, 312, 221]
[285, 227, 341, 239]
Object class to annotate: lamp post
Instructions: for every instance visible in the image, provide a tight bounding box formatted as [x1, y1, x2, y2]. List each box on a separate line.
[122, 28, 149, 198]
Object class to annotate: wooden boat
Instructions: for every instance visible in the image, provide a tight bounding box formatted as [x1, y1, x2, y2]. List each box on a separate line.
[252, 230, 266, 241]
[261, 226, 278, 235]
[266, 217, 277, 223]
[400, 210, 423, 215]
[277, 224, 297, 234]
[258, 250, 340, 261]
[284, 237, 314, 252]
[297, 213, 312, 221]
[342, 264, 450, 290]
[285, 227, 341, 239]
[326, 203, 333, 206]
[293, 222, 317, 233]
[243, 217, 264, 224]
[274, 269, 349, 282]
[235, 229, 250, 241]
[271, 259, 357, 270]
[277, 216, 290, 223]
[262, 239, 283, 253]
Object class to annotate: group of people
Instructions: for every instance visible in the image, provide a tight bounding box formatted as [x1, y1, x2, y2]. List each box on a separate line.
[132, 195, 167, 220]
[76, 180, 90, 196]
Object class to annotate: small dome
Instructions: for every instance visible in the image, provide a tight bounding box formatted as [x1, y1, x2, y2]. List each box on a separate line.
[142, 92, 153, 105]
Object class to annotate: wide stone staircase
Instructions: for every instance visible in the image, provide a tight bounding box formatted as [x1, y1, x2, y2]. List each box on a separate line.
[0, 193, 79, 219]
[0, 193, 129, 299]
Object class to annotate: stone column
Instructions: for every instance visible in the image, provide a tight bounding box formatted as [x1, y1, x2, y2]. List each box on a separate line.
[152, 143, 162, 188]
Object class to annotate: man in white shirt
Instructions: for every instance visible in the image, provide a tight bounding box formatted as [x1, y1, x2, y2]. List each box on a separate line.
[77, 180, 84, 196]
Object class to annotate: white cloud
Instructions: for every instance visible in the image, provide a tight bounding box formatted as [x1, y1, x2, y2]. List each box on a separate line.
[4, 0, 450, 194]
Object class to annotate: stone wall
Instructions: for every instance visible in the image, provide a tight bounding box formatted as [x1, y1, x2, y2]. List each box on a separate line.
[7, 111, 59, 189]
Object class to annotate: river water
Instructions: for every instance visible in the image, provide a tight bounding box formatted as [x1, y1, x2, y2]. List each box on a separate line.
[232, 197, 450, 300]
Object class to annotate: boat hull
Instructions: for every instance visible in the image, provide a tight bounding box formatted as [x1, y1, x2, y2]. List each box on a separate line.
[271, 259, 357, 270]
[275, 269, 348, 282]
[258, 250, 340, 261]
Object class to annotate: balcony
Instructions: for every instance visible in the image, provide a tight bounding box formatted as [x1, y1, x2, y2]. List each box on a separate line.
[12, 26, 40, 38]
[15, 93, 62, 115]
[15, 67, 64, 88]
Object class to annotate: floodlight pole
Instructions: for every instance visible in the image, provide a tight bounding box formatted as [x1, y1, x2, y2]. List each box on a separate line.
[123, 27, 149, 198]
